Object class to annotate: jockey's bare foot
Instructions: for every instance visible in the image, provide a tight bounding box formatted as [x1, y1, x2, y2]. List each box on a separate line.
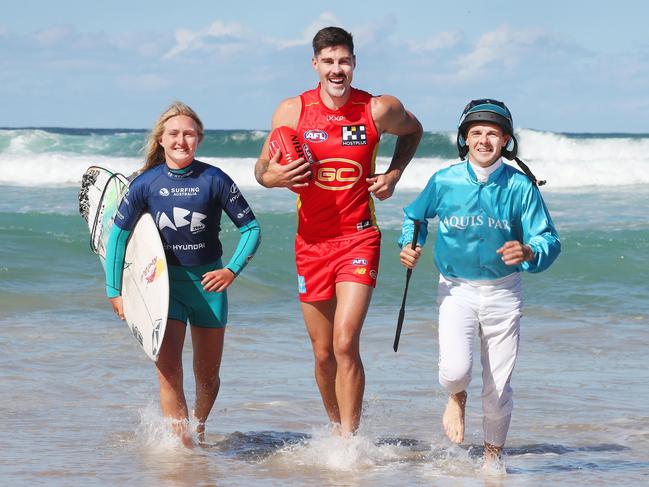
[442, 391, 467, 444]
[482, 442, 506, 475]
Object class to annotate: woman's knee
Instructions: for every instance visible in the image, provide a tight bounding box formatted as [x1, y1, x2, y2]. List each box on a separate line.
[156, 362, 184, 390]
[196, 373, 220, 394]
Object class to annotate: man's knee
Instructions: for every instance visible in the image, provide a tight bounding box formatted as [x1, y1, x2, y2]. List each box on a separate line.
[313, 346, 336, 370]
[333, 332, 360, 363]
[439, 364, 471, 393]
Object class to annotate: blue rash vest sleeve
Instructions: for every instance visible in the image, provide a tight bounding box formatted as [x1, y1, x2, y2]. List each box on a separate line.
[398, 215, 429, 248]
[104, 224, 131, 298]
[224, 219, 261, 276]
[519, 185, 561, 273]
[104, 174, 147, 297]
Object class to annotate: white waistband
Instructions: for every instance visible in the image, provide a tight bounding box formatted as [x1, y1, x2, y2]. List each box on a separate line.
[439, 272, 521, 288]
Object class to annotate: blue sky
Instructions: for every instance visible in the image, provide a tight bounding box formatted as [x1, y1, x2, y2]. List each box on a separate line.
[2, 0, 648, 132]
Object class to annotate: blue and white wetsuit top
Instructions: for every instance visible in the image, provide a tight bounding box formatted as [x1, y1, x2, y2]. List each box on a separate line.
[105, 160, 260, 297]
[116, 160, 255, 266]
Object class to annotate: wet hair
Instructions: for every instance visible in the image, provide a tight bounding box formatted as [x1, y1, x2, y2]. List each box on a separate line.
[312, 26, 354, 56]
[141, 101, 204, 172]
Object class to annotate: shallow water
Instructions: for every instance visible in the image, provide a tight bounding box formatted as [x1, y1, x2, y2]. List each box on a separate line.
[2, 179, 648, 485]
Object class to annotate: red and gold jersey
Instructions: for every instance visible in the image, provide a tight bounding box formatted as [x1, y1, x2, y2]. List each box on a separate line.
[296, 85, 380, 241]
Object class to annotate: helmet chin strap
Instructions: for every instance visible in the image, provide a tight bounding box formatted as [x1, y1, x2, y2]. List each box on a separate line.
[513, 156, 546, 187]
[499, 134, 547, 187]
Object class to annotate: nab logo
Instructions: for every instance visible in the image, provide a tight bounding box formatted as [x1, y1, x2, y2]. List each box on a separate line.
[314, 158, 362, 191]
[157, 207, 207, 234]
[304, 129, 328, 143]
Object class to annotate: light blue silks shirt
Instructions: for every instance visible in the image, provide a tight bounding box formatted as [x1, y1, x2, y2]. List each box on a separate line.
[398, 160, 560, 280]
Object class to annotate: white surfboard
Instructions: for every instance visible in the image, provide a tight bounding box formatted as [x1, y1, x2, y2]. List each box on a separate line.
[79, 166, 168, 361]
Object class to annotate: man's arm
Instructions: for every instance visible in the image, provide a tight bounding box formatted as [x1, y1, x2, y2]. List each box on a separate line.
[368, 95, 423, 200]
[254, 97, 312, 189]
[499, 184, 561, 271]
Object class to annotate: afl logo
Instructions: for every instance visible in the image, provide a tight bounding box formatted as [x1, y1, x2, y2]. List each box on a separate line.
[304, 129, 328, 143]
[159, 188, 170, 196]
[314, 158, 362, 191]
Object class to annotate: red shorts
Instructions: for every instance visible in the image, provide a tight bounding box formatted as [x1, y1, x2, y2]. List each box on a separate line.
[294, 228, 381, 302]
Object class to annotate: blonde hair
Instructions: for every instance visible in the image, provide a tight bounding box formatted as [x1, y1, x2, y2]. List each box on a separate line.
[141, 101, 204, 172]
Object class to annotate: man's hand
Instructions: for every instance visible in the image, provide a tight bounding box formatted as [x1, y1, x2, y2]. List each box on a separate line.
[370, 95, 422, 201]
[367, 170, 401, 200]
[496, 241, 534, 266]
[400, 244, 422, 270]
[257, 150, 311, 189]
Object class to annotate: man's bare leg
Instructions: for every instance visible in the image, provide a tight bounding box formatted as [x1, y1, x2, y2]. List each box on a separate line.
[302, 299, 341, 425]
[301, 282, 372, 435]
[443, 390, 467, 444]
[332, 282, 372, 436]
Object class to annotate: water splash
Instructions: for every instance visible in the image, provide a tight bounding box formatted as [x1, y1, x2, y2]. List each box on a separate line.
[133, 402, 199, 452]
[267, 424, 417, 471]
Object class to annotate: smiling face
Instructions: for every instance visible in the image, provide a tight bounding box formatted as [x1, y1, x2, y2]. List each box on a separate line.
[158, 115, 200, 169]
[465, 122, 511, 168]
[312, 45, 355, 108]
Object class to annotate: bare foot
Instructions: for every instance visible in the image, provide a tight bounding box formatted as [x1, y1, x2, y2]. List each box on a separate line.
[192, 409, 206, 444]
[180, 430, 195, 448]
[482, 442, 505, 475]
[171, 419, 194, 448]
[330, 422, 343, 437]
[442, 391, 467, 444]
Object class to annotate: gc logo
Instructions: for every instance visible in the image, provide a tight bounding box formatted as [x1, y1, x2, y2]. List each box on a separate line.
[314, 158, 362, 191]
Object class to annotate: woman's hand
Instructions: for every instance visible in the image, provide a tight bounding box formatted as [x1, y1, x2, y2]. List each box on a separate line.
[109, 296, 125, 320]
[201, 268, 236, 292]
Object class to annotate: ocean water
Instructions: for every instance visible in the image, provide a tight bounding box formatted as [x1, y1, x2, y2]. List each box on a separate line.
[1, 128, 648, 486]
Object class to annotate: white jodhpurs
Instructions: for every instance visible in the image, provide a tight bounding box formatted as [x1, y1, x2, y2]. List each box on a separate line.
[437, 272, 522, 447]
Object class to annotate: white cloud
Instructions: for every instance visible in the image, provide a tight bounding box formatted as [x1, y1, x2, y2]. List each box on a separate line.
[113, 33, 165, 58]
[349, 15, 398, 48]
[407, 31, 463, 52]
[205, 20, 244, 37]
[266, 11, 341, 49]
[455, 25, 552, 79]
[164, 20, 245, 58]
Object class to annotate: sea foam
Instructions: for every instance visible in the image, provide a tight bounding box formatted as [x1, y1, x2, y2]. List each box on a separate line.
[1, 128, 647, 189]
